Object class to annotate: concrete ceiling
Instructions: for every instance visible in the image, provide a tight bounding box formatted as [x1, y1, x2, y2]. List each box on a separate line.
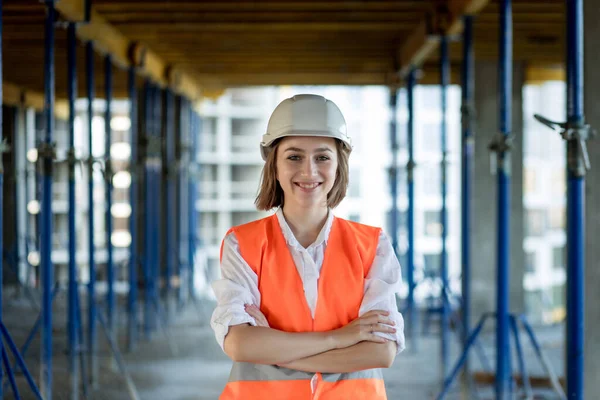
[4, 0, 564, 106]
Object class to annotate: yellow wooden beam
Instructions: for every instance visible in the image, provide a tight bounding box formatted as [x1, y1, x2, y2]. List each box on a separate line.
[397, 0, 490, 77]
[4, 82, 68, 120]
[191, 71, 398, 88]
[55, 0, 203, 101]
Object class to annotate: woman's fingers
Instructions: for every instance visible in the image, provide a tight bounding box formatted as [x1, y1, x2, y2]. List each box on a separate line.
[360, 322, 396, 335]
[244, 304, 269, 327]
[370, 323, 397, 334]
[361, 314, 395, 327]
[361, 310, 390, 319]
[368, 334, 389, 344]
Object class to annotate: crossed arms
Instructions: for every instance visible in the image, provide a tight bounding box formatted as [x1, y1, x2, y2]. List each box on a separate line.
[223, 307, 398, 374]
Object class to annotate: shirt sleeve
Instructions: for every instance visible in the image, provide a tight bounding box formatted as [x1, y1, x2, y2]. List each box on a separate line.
[358, 230, 406, 354]
[210, 232, 261, 351]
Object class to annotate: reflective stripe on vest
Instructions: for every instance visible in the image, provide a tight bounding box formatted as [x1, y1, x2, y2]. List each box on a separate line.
[220, 215, 386, 399]
[229, 362, 383, 382]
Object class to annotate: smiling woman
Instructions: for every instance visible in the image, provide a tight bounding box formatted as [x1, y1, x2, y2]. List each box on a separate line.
[210, 94, 405, 400]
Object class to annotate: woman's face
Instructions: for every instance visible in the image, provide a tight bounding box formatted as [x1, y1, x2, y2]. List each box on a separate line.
[276, 136, 338, 210]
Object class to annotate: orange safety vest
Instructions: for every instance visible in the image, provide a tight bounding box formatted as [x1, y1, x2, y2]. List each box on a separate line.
[219, 214, 387, 399]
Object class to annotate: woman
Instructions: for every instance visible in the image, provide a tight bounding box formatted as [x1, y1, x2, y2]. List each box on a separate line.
[211, 94, 405, 399]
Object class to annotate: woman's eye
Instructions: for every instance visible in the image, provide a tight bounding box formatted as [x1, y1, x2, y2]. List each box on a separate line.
[317, 156, 330, 162]
[287, 155, 301, 161]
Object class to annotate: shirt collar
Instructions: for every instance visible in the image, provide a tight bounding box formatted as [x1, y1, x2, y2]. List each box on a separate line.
[275, 208, 334, 249]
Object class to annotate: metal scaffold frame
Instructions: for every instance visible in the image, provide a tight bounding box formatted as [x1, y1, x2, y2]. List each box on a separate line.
[438, 3, 566, 399]
[533, 1, 592, 398]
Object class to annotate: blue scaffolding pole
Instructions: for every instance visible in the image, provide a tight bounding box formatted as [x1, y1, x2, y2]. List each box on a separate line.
[141, 82, 169, 341]
[143, 81, 154, 338]
[565, 1, 585, 397]
[495, 1, 512, 396]
[389, 89, 399, 256]
[440, 35, 451, 380]
[67, 22, 88, 400]
[40, 1, 56, 397]
[460, 15, 474, 378]
[176, 97, 185, 307]
[533, 0, 589, 397]
[164, 89, 175, 321]
[85, 39, 98, 387]
[104, 54, 116, 342]
[188, 105, 199, 300]
[127, 65, 138, 351]
[406, 69, 417, 352]
[151, 85, 162, 328]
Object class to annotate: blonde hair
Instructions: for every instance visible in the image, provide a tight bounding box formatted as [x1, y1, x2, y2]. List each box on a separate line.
[255, 139, 351, 210]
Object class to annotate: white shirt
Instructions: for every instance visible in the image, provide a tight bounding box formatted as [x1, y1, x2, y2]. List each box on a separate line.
[210, 208, 406, 355]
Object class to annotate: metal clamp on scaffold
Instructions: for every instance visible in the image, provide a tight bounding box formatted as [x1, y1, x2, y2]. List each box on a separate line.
[0, 138, 11, 175]
[488, 132, 514, 176]
[406, 159, 417, 182]
[37, 141, 57, 175]
[534, 114, 596, 177]
[103, 158, 114, 185]
[64, 147, 85, 179]
[84, 155, 105, 179]
[460, 102, 476, 134]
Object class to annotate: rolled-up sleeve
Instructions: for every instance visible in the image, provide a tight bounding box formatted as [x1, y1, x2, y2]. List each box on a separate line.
[210, 232, 261, 351]
[358, 231, 406, 354]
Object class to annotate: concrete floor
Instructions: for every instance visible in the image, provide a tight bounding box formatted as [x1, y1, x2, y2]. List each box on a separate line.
[2, 289, 566, 400]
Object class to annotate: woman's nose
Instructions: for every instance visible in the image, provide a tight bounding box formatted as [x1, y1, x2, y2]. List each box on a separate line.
[300, 158, 317, 176]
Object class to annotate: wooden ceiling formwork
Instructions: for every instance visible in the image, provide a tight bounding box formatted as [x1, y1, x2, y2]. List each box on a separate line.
[4, 0, 565, 111]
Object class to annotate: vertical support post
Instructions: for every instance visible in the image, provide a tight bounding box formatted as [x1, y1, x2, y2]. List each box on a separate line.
[440, 35, 450, 381]
[127, 65, 138, 351]
[174, 97, 181, 306]
[188, 104, 199, 300]
[496, 0, 513, 397]
[461, 15, 475, 376]
[566, 0, 585, 397]
[176, 97, 186, 306]
[0, 0, 5, 395]
[406, 69, 417, 351]
[164, 89, 174, 321]
[40, 1, 55, 398]
[142, 80, 153, 337]
[66, 22, 80, 399]
[105, 55, 115, 341]
[86, 40, 98, 387]
[152, 85, 161, 323]
[12, 106, 24, 297]
[389, 89, 399, 254]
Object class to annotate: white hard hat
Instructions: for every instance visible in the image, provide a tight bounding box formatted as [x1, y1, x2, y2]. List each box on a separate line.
[260, 94, 352, 160]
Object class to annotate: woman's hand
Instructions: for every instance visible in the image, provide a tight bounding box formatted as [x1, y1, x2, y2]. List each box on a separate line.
[244, 304, 270, 328]
[330, 310, 396, 349]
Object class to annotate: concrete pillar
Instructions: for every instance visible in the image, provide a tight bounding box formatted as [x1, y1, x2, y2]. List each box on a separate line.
[471, 61, 525, 321]
[583, 3, 600, 394]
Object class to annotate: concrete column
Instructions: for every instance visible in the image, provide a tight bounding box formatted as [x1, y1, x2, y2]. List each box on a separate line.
[583, 3, 600, 394]
[471, 61, 525, 321]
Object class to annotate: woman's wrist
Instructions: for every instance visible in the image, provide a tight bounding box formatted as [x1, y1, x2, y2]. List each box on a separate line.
[323, 330, 339, 350]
